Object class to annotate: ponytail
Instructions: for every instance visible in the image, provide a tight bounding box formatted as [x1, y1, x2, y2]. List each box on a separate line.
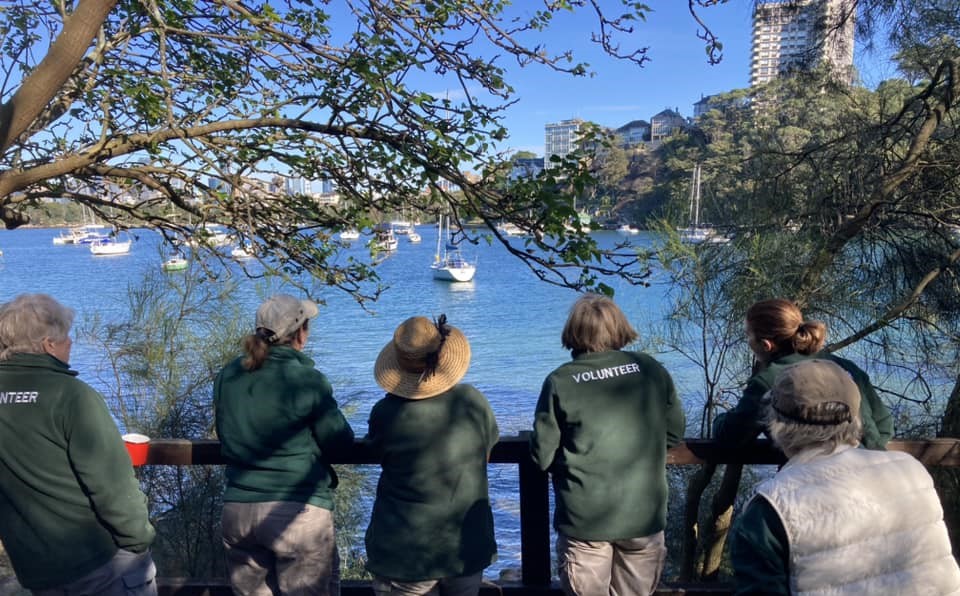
[242, 334, 270, 371]
[241, 320, 309, 371]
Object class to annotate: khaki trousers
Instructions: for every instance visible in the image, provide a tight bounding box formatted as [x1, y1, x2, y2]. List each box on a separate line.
[557, 531, 666, 596]
[32, 549, 157, 596]
[371, 572, 482, 596]
[222, 501, 340, 596]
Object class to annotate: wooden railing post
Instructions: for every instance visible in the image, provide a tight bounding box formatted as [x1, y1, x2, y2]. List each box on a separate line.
[516, 441, 552, 586]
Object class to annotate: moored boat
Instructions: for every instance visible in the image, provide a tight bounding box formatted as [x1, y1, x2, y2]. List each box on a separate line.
[432, 215, 476, 282]
[89, 234, 132, 256]
[161, 255, 188, 271]
[371, 224, 398, 253]
[230, 244, 253, 259]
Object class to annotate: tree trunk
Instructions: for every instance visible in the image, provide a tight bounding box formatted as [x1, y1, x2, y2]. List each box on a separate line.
[680, 463, 717, 580]
[701, 462, 743, 580]
[0, 0, 118, 154]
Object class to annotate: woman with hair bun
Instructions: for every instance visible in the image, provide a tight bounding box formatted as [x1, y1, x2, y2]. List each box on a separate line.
[713, 298, 892, 450]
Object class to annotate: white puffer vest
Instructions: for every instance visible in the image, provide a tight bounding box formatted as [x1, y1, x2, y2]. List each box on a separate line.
[754, 444, 960, 595]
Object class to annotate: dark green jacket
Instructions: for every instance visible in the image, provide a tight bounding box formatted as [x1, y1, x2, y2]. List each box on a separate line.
[0, 353, 155, 590]
[713, 352, 893, 450]
[530, 350, 685, 541]
[729, 496, 790, 596]
[364, 385, 499, 581]
[214, 345, 354, 509]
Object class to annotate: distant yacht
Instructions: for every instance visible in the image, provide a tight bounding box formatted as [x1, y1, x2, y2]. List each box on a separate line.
[89, 236, 132, 256]
[162, 255, 188, 272]
[678, 164, 731, 245]
[432, 214, 476, 282]
[370, 223, 398, 253]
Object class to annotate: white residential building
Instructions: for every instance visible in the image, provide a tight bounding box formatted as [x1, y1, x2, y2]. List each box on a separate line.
[544, 119, 584, 161]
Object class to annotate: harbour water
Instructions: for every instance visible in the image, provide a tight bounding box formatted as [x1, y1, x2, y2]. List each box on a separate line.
[0, 225, 705, 576]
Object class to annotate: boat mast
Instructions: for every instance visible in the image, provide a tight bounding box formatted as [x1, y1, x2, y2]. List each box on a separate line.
[689, 163, 702, 228]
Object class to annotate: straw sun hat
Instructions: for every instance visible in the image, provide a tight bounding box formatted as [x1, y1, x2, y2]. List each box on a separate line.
[374, 315, 471, 400]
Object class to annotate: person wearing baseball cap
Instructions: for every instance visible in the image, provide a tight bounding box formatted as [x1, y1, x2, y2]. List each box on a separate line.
[214, 294, 354, 596]
[364, 314, 498, 596]
[729, 359, 960, 595]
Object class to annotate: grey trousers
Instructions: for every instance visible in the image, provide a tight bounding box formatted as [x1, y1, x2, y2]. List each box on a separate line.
[32, 548, 156, 596]
[371, 572, 483, 596]
[557, 531, 666, 596]
[222, 501, 340, 596]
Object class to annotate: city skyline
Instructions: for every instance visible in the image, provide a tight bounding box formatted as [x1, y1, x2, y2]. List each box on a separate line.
[495, 1, 898, 157]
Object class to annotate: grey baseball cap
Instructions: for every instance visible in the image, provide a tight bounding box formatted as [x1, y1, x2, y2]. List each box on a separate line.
[769, 359, 860, 426]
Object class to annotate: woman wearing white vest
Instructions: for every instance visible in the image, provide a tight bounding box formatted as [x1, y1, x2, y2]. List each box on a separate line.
[729, 359, 960, 595]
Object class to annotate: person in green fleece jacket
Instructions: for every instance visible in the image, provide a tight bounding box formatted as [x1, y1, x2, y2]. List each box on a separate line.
[530, 293, 686, 596]
[713, 298, 893, 451]
[214, 294, 354, 596]
[364, 315, 498, 596]
[0, 293, 156, 595]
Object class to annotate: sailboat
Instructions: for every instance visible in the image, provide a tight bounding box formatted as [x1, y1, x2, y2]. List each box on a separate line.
[89, 230, 133, 256]
[678, 164, 729, 245]
[431, 214, 476, 282]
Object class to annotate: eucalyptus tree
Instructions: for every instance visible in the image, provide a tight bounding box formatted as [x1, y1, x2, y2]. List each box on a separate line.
[0, 0, 746, 301]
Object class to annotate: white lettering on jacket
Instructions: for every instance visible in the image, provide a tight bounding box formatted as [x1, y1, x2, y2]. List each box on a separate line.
[0, 391, 39, 404]
[572, 363, 641, 383]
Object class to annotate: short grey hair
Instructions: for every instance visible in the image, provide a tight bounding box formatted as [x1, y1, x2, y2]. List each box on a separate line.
[0, 294, 75, 360]
[765, 405, 862, 458]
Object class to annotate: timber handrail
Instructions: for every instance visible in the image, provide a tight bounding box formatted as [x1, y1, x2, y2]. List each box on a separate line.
[145, 436, 960, 596]
[142, 436, 960, 467]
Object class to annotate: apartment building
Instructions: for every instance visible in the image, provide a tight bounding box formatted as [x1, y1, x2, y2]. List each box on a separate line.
[750, 0, 855, 87]
[544, 118, 585, 161]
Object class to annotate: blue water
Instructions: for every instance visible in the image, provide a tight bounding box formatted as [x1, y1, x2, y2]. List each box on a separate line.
[0, 226, 702, 577]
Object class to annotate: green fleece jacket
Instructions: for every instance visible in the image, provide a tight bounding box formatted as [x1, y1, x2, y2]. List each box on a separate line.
[530, 350, 685, 541]
[0, 353, 155, 590]
[713, 352, 894, 450]
[364, 385, 499, 581]
[214, 345, 354, 509]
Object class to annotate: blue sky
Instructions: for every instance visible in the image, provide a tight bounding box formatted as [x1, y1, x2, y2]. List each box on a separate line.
[491, 1, 900, 156]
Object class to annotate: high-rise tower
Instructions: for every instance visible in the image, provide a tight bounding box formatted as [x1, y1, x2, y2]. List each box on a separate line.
[750, 0, 855, 87]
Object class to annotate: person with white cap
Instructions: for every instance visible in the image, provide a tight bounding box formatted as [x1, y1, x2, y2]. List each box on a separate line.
[364, 314, 498, 596]
[214, 293, 354, 596]
[729, 358, 960, 595]
[530, 293, 685, 596]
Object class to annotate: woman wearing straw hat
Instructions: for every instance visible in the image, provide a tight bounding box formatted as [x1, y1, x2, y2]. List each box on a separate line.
[214, 294, 355, 596]
[365, 314, 498, 596]
[530, 293, 685, 596]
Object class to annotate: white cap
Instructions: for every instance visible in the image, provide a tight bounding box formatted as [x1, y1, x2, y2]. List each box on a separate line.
[255, 294, 319, 343]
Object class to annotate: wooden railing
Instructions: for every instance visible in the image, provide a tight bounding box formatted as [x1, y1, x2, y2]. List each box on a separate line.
[146, 436, 960, 596]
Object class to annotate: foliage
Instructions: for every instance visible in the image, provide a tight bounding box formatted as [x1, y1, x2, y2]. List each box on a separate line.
[646, 1, 960, 574]
[0, 0, 718, 301]
[81, 264, 369, 577]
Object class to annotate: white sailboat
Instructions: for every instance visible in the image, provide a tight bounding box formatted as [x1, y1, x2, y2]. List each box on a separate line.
[678, 164, 730, 245]
[89, 232, 133, 256]
[339, 228, 360, 241]
[432, 215, 476, 282]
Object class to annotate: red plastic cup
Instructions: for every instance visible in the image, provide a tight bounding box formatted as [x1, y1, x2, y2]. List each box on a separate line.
[122, 433, 151, 466]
